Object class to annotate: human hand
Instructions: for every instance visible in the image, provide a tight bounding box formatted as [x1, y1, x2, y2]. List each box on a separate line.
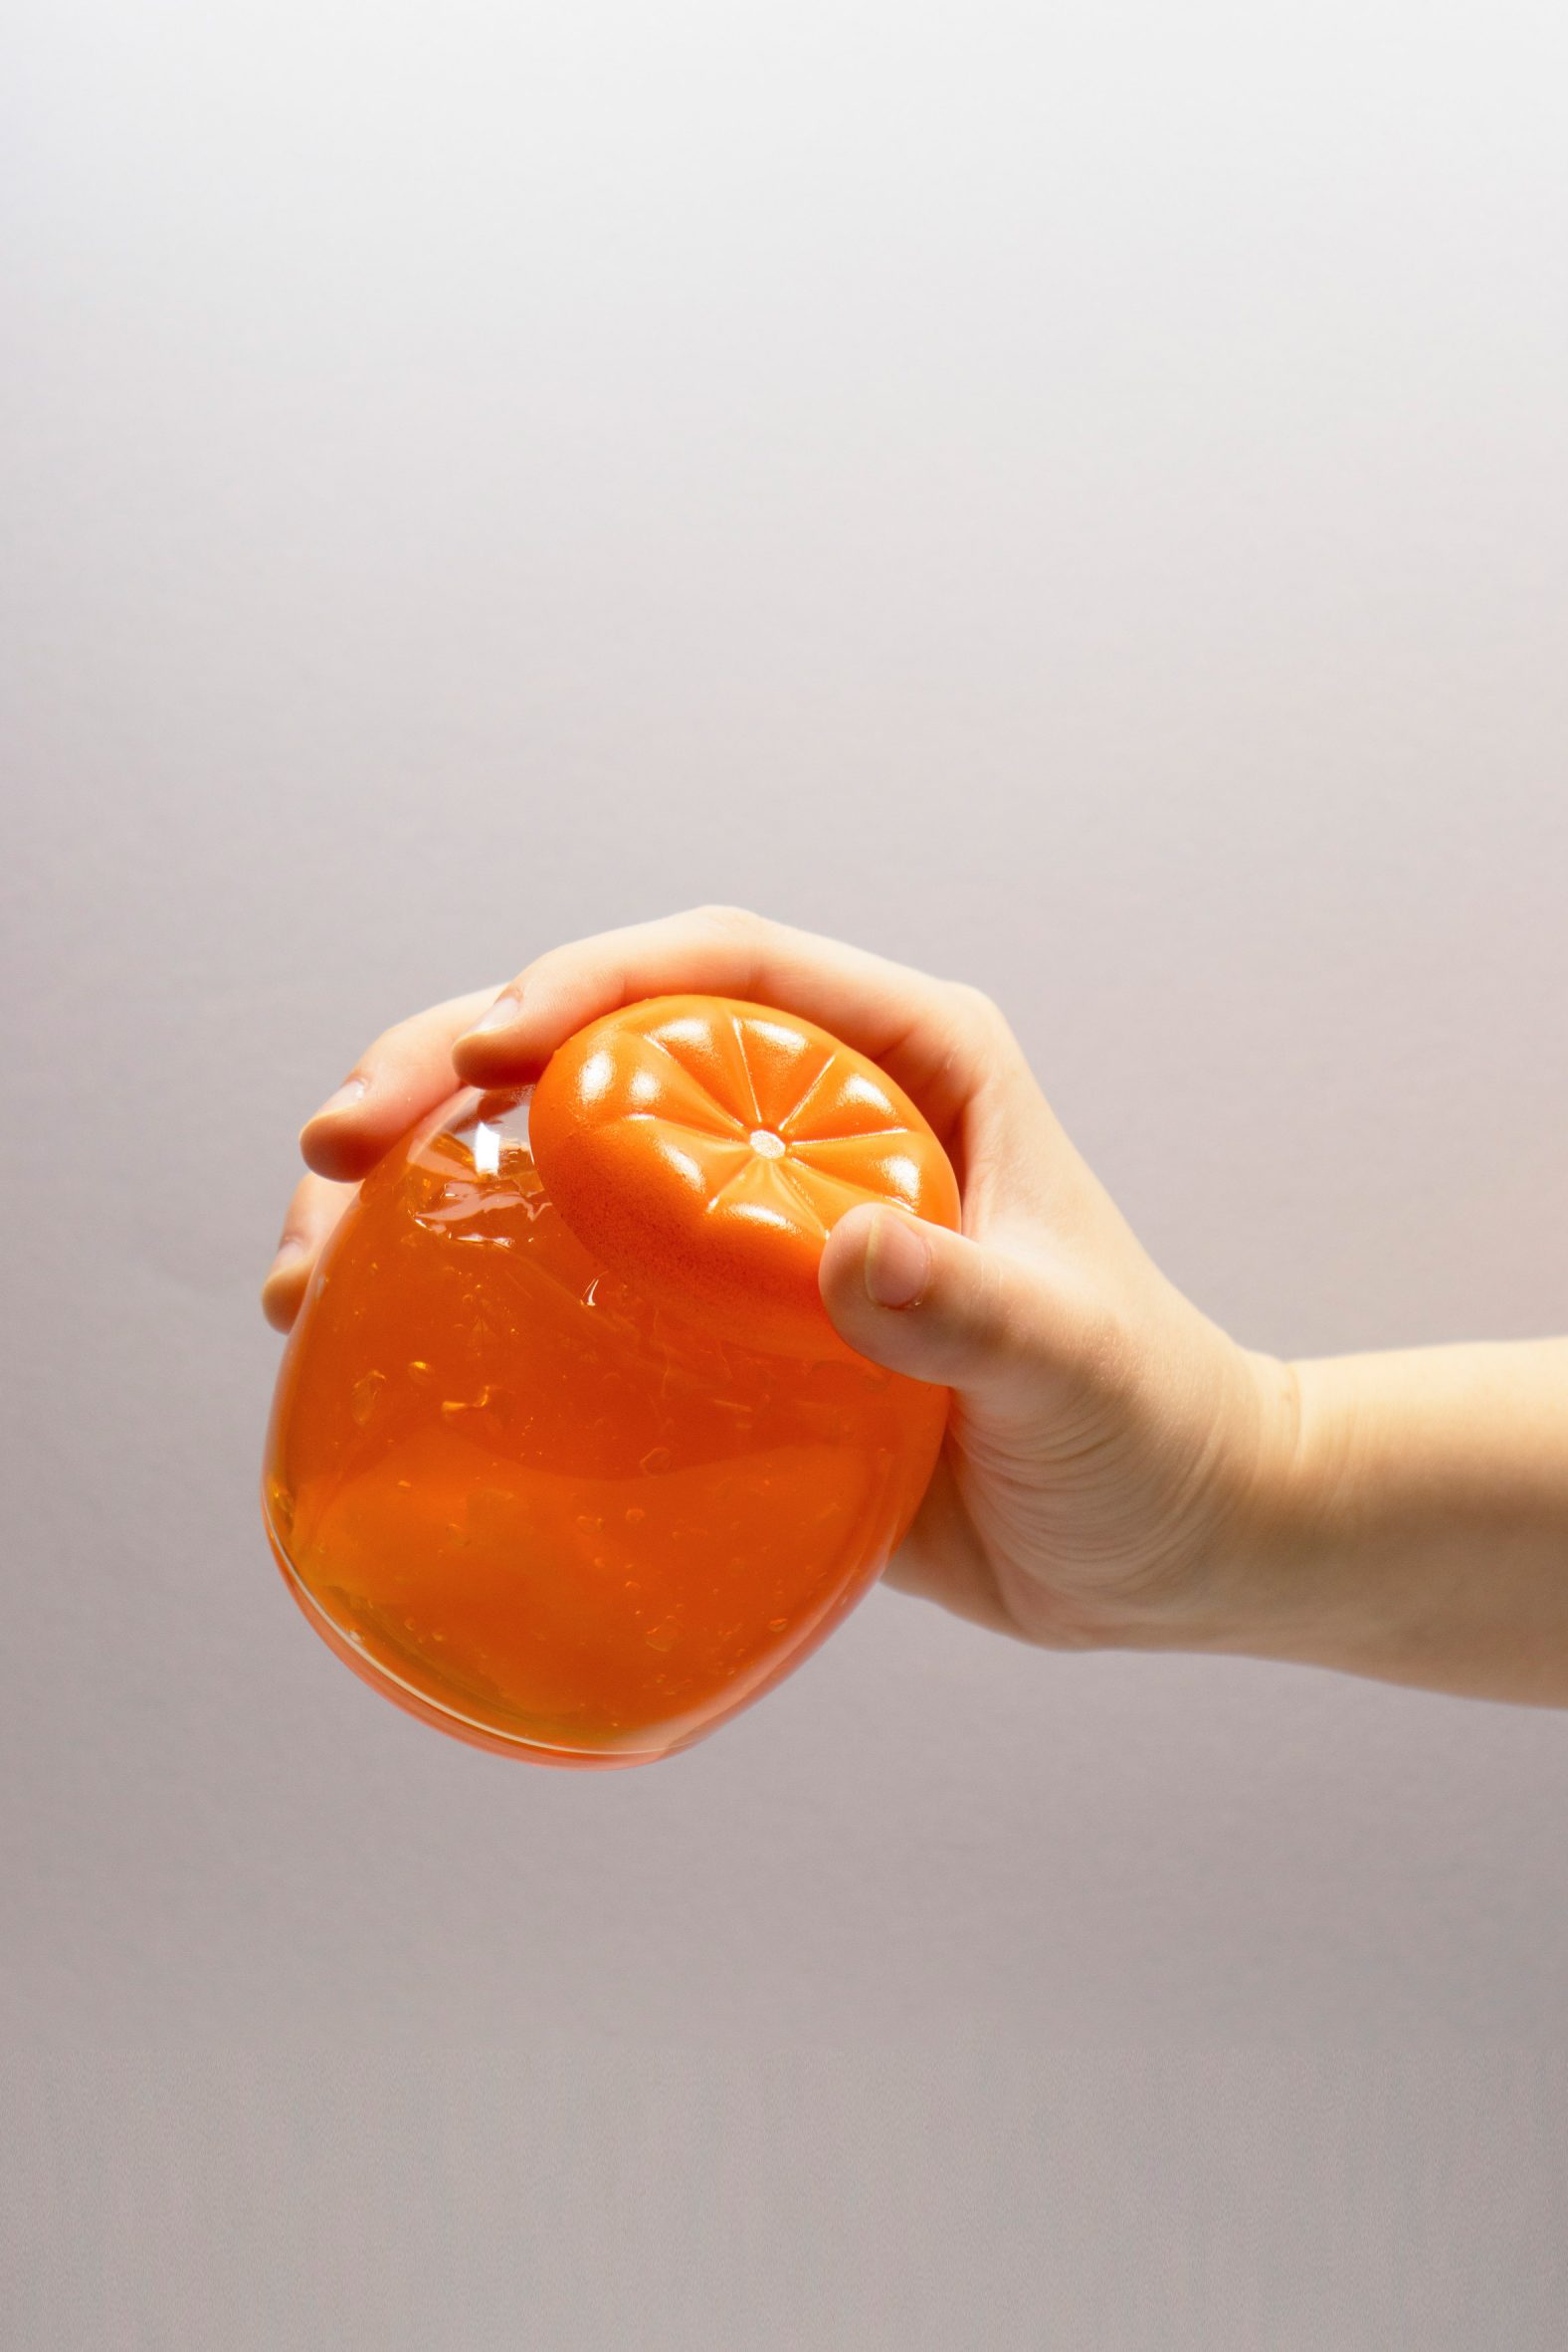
[265, 907, 1293, 1657]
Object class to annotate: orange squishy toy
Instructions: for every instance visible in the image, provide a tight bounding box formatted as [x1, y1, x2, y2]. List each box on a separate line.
[261, 995, 960, 1766]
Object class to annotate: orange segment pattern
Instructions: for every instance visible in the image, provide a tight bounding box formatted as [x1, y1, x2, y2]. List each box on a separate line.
[529, 995, 962, 1357]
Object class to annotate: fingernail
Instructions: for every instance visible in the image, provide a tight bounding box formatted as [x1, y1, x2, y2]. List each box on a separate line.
[468, 990, 523, 1037]
[266, 1236, 308, 1283]
[305, 1077, 367, 1124]
[863, 1210, 931, 1309]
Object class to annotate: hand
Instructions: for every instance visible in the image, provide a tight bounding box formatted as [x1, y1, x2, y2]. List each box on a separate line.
[264, 906, 1292, 1655]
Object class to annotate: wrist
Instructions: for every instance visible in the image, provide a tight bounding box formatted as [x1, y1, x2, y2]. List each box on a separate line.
[1191, 1348, 1377, 1671]
[1159, 1344, 1328, 1664]
[1109, 1330, 1568, 1702]
[1208, 1338, 1568, 1700]
[1082, 1335, 1321, 1661]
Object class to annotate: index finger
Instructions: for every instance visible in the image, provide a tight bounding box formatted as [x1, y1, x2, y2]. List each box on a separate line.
[450, 903, 1009, 1145]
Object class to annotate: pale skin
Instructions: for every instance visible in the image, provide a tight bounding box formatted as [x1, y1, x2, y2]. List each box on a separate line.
[262, 905, 1568, 1709]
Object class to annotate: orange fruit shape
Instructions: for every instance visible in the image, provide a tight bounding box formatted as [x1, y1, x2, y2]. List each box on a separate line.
[262, 1055, 955, 1766]
[529, 995, 961, 1358]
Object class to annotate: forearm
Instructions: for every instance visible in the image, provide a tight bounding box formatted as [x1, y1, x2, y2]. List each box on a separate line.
[1222, 1338, 1568, 1705]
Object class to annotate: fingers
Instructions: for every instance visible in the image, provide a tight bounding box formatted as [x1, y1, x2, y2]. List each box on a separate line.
[447, 905, 1022, 1147]
[260, 1171, 362, 1331]
[274, 981, 512, 1328]
[818, 1200, 1111, 1412]
[296, 983, 510, 1182]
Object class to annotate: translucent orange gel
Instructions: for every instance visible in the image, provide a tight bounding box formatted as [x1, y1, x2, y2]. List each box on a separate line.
[261, 1083, 950, 1766]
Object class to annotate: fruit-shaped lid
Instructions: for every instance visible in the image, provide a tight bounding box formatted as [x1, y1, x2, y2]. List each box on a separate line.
[528, 994, 961, 1357]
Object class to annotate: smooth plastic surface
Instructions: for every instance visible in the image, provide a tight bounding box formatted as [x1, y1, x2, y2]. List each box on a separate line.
[529, 994, 962, 1355]
[261, 999, 959, 1767]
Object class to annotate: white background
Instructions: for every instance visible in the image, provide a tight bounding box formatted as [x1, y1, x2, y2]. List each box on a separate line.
[4, 0, 1566, 2340]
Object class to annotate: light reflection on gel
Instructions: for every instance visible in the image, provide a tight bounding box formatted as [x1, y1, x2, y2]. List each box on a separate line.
[261, 1083, 946, 1768]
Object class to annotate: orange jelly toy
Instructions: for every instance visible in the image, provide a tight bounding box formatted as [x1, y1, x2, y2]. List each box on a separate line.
[260, 994, 961, 1766]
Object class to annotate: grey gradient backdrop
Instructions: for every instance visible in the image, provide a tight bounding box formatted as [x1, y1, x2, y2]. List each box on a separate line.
[4, 0, 1567, 2342]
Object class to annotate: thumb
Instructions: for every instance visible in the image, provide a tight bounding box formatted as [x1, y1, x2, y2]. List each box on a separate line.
[818, 1201, 1057, 1404]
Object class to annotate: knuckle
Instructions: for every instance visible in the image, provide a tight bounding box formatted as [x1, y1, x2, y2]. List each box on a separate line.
[971, 1246, 1132, 1402]
[993, 1260, 1059, 1378]
[950, 981, 1008, 1036]
[970, 1243, 1023, 1358]
[689, 901, 762, 939]
[379, 997, 439, 1050]
[946, 1237, 1035, 1379]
